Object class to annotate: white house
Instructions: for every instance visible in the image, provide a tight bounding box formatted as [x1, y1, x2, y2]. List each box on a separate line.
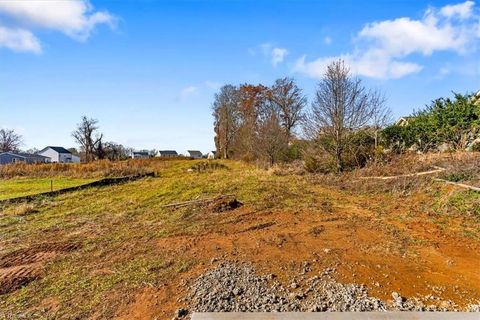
[207, 151, 216, 159]
[37, 146, 80, 163]
[185, 150, 203, 159]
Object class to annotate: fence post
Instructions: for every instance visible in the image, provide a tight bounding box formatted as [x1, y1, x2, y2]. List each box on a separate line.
[51, 180, 53, 192]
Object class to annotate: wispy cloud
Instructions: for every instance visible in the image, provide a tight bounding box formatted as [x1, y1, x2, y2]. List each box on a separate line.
[0, 26, 42, 53]
[0, 0, 117, 53]
[294, 1, 480, 79]
[179, 86, 199, 100]
[251, 42, 289, 67]
[271, 47, 288, 67]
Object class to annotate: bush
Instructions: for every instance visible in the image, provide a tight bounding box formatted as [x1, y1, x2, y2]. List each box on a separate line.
[342, 130, 376, 169]
[382, 92, 480, 153]
[303, 153, 336, 173]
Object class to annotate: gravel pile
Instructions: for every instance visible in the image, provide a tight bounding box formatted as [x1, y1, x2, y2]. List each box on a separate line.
[185, 262, 295, 312]
[175, 261, 479, 319]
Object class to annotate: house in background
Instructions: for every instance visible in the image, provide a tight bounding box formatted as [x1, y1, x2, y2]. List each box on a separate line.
[131, 151, 150, 159]
[207, 151, 216, 159]
[0, 152, 50, 165]
[185, 150, 203, 159]
[157, 150, 178, 158]
[37, 146, 80, 163]
[395, 116, 414, 127]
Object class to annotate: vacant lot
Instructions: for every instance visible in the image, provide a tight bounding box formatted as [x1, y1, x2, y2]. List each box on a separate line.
[0, 178, 97, 200]
[0, 157, 479, 319]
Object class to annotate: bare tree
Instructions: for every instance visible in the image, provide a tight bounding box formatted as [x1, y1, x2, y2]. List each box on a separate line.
[212, 85, 240, 159]
[72, 116, 103, 162]
[257, 111, 289, 166]
[0, 128, 23, 152]
[305, 60, 386, 172]
[268, 77, 306, 139]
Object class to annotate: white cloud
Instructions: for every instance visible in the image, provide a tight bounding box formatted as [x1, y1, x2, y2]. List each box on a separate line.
[294, 1, 480, 80]
[294, 51, 424, 80]
[0, 26, 41, 53]
[440, 0, 475, 19]
[179, 86, 199, 100]
[324, 36, 332, 45]
[271, 47, 288, 66]
[0, 0, 116, 53]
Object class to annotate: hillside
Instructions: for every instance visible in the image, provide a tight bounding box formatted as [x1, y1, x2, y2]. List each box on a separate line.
[0, 158, 479, 319]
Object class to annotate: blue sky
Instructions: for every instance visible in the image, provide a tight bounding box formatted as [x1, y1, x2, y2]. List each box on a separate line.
[1, 0, 479, 153]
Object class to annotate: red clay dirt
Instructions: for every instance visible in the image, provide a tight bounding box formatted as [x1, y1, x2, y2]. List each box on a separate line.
[116, 192, 480, 320]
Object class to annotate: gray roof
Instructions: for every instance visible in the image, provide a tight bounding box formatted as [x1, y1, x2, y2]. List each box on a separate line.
[17, 152, 49, 159]
[158, 150, 178, 155]
[39, 146, 71, 154]
[0, 152, 24, 158]
[0, 152, 48, 159]
[187, 150, 203, 155]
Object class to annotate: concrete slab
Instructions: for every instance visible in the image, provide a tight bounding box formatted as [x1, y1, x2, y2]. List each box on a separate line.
[191, 312, 480, 320]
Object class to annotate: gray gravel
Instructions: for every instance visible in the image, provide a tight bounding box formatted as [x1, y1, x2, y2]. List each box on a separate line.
[174, 262, 479, 319]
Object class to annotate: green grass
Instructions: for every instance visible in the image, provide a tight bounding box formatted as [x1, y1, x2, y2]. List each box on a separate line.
[444, 190, 480, 217]
[0, 160, 296, 318]
[0, 178, 98, 200]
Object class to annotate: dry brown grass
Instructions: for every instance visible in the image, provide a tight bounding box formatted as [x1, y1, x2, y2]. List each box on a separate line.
[0, 158, 185, 179]
[311, 152, 480, 195]
[267, 160, 306, 176]
[356, 152, 480, 177]
[10, 203, 37, 216]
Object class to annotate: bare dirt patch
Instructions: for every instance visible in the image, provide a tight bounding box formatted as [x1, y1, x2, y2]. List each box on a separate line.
[119, 201, 480, 319]
[207, 196, 242, 213]
[0, 242, 80, 294]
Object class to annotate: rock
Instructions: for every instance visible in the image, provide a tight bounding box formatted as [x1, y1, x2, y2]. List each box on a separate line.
[266, 273, 277, 280]
[174, 308, 188, 318]
[392, 291, 401, 301]
[232, 288, 243, 296]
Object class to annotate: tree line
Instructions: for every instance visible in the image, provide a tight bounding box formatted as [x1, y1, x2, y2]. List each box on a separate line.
[212, 78, 306, 165]
[212, 60, 391, 172]
[212, 60, 479, 172]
